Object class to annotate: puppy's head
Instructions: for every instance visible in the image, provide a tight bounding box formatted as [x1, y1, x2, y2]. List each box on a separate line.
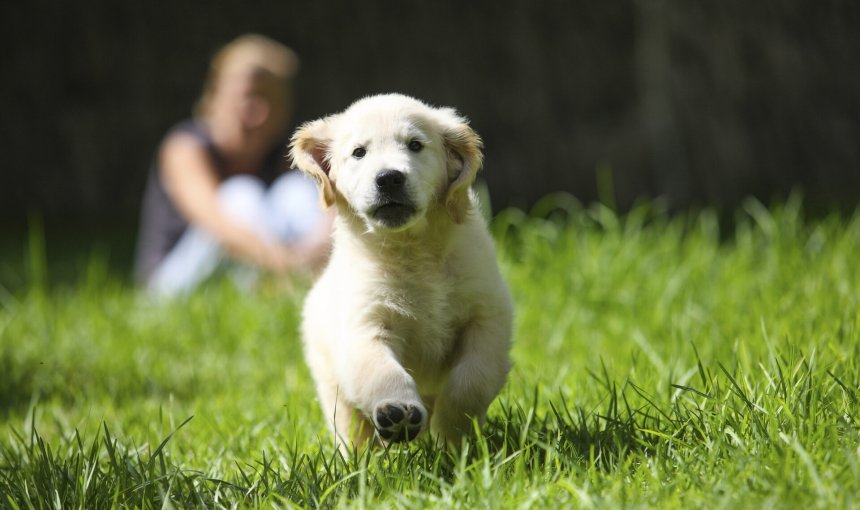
[290, 94, 483, 232]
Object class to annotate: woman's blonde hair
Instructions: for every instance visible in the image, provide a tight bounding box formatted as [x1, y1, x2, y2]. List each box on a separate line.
[194, 34, 299, 118]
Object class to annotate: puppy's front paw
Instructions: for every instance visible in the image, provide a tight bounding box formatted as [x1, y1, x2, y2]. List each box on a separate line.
[372, 400, 427, 443]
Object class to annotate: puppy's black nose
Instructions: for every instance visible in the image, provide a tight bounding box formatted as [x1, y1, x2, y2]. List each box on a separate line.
[375, 170, 405, 192]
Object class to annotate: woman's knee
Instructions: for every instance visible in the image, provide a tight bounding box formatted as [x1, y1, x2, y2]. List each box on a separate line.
[218, 175, 267, 223]
[265, 172, 324, 240]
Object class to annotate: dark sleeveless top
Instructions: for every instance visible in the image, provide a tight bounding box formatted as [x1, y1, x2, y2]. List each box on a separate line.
[133, 119, 287, 284]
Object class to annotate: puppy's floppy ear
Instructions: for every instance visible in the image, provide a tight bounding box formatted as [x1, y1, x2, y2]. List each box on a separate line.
[436, 108, 484, 224]
[290, 117, 337, 208]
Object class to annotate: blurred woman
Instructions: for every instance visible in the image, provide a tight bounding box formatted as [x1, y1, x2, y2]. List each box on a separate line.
[134, 34, 330, 295]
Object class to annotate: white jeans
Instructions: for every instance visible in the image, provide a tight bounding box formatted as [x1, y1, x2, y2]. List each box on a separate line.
[148, 172, 322, 296]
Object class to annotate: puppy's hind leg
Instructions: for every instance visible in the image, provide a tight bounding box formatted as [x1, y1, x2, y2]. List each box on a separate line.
[315, 381, 376, 453]
[332, 391, 376, 453]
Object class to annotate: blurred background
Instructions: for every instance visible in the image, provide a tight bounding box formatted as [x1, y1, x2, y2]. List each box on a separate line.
[1, 0, 858, 267]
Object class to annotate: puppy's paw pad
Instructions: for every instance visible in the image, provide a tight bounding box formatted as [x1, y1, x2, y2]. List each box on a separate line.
[373, 401, 426, 443]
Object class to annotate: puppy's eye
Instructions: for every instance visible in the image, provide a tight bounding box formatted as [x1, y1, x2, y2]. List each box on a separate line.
[407, 140, 423, 152]
[352, 147, 367, 159]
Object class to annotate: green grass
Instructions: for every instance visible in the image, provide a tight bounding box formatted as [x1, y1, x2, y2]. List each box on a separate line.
[1, 195, 858, 508]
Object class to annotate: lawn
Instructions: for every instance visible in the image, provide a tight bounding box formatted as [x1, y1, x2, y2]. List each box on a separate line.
[1, 196, 858, 508]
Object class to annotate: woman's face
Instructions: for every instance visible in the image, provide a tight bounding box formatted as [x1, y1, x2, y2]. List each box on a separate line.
[210, 61, 291, 146]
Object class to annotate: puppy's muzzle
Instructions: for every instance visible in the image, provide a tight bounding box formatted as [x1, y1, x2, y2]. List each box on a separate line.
[371, 169, 415, 228]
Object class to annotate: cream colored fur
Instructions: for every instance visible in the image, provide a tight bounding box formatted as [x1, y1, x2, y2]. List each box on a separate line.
[290, 94, 512, 450]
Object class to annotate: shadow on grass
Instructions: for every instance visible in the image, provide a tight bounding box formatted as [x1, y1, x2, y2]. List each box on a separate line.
[3, 333, 851, 508]
[0, 379, 672, 509]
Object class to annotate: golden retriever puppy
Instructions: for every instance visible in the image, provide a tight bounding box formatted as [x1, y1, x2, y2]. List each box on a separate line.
[290, 94, 512, 449]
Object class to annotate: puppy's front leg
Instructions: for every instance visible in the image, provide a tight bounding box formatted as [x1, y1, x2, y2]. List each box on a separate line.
[432, 315, 512, 443]
[336, 333, 428, 444]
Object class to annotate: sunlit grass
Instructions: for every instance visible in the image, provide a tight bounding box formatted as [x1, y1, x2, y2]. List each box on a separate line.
[1, 195, 858, 508]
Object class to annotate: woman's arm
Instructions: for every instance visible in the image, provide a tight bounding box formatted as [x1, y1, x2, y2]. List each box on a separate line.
[158, 132, 295, 272]
[289, 207, 335, 272]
